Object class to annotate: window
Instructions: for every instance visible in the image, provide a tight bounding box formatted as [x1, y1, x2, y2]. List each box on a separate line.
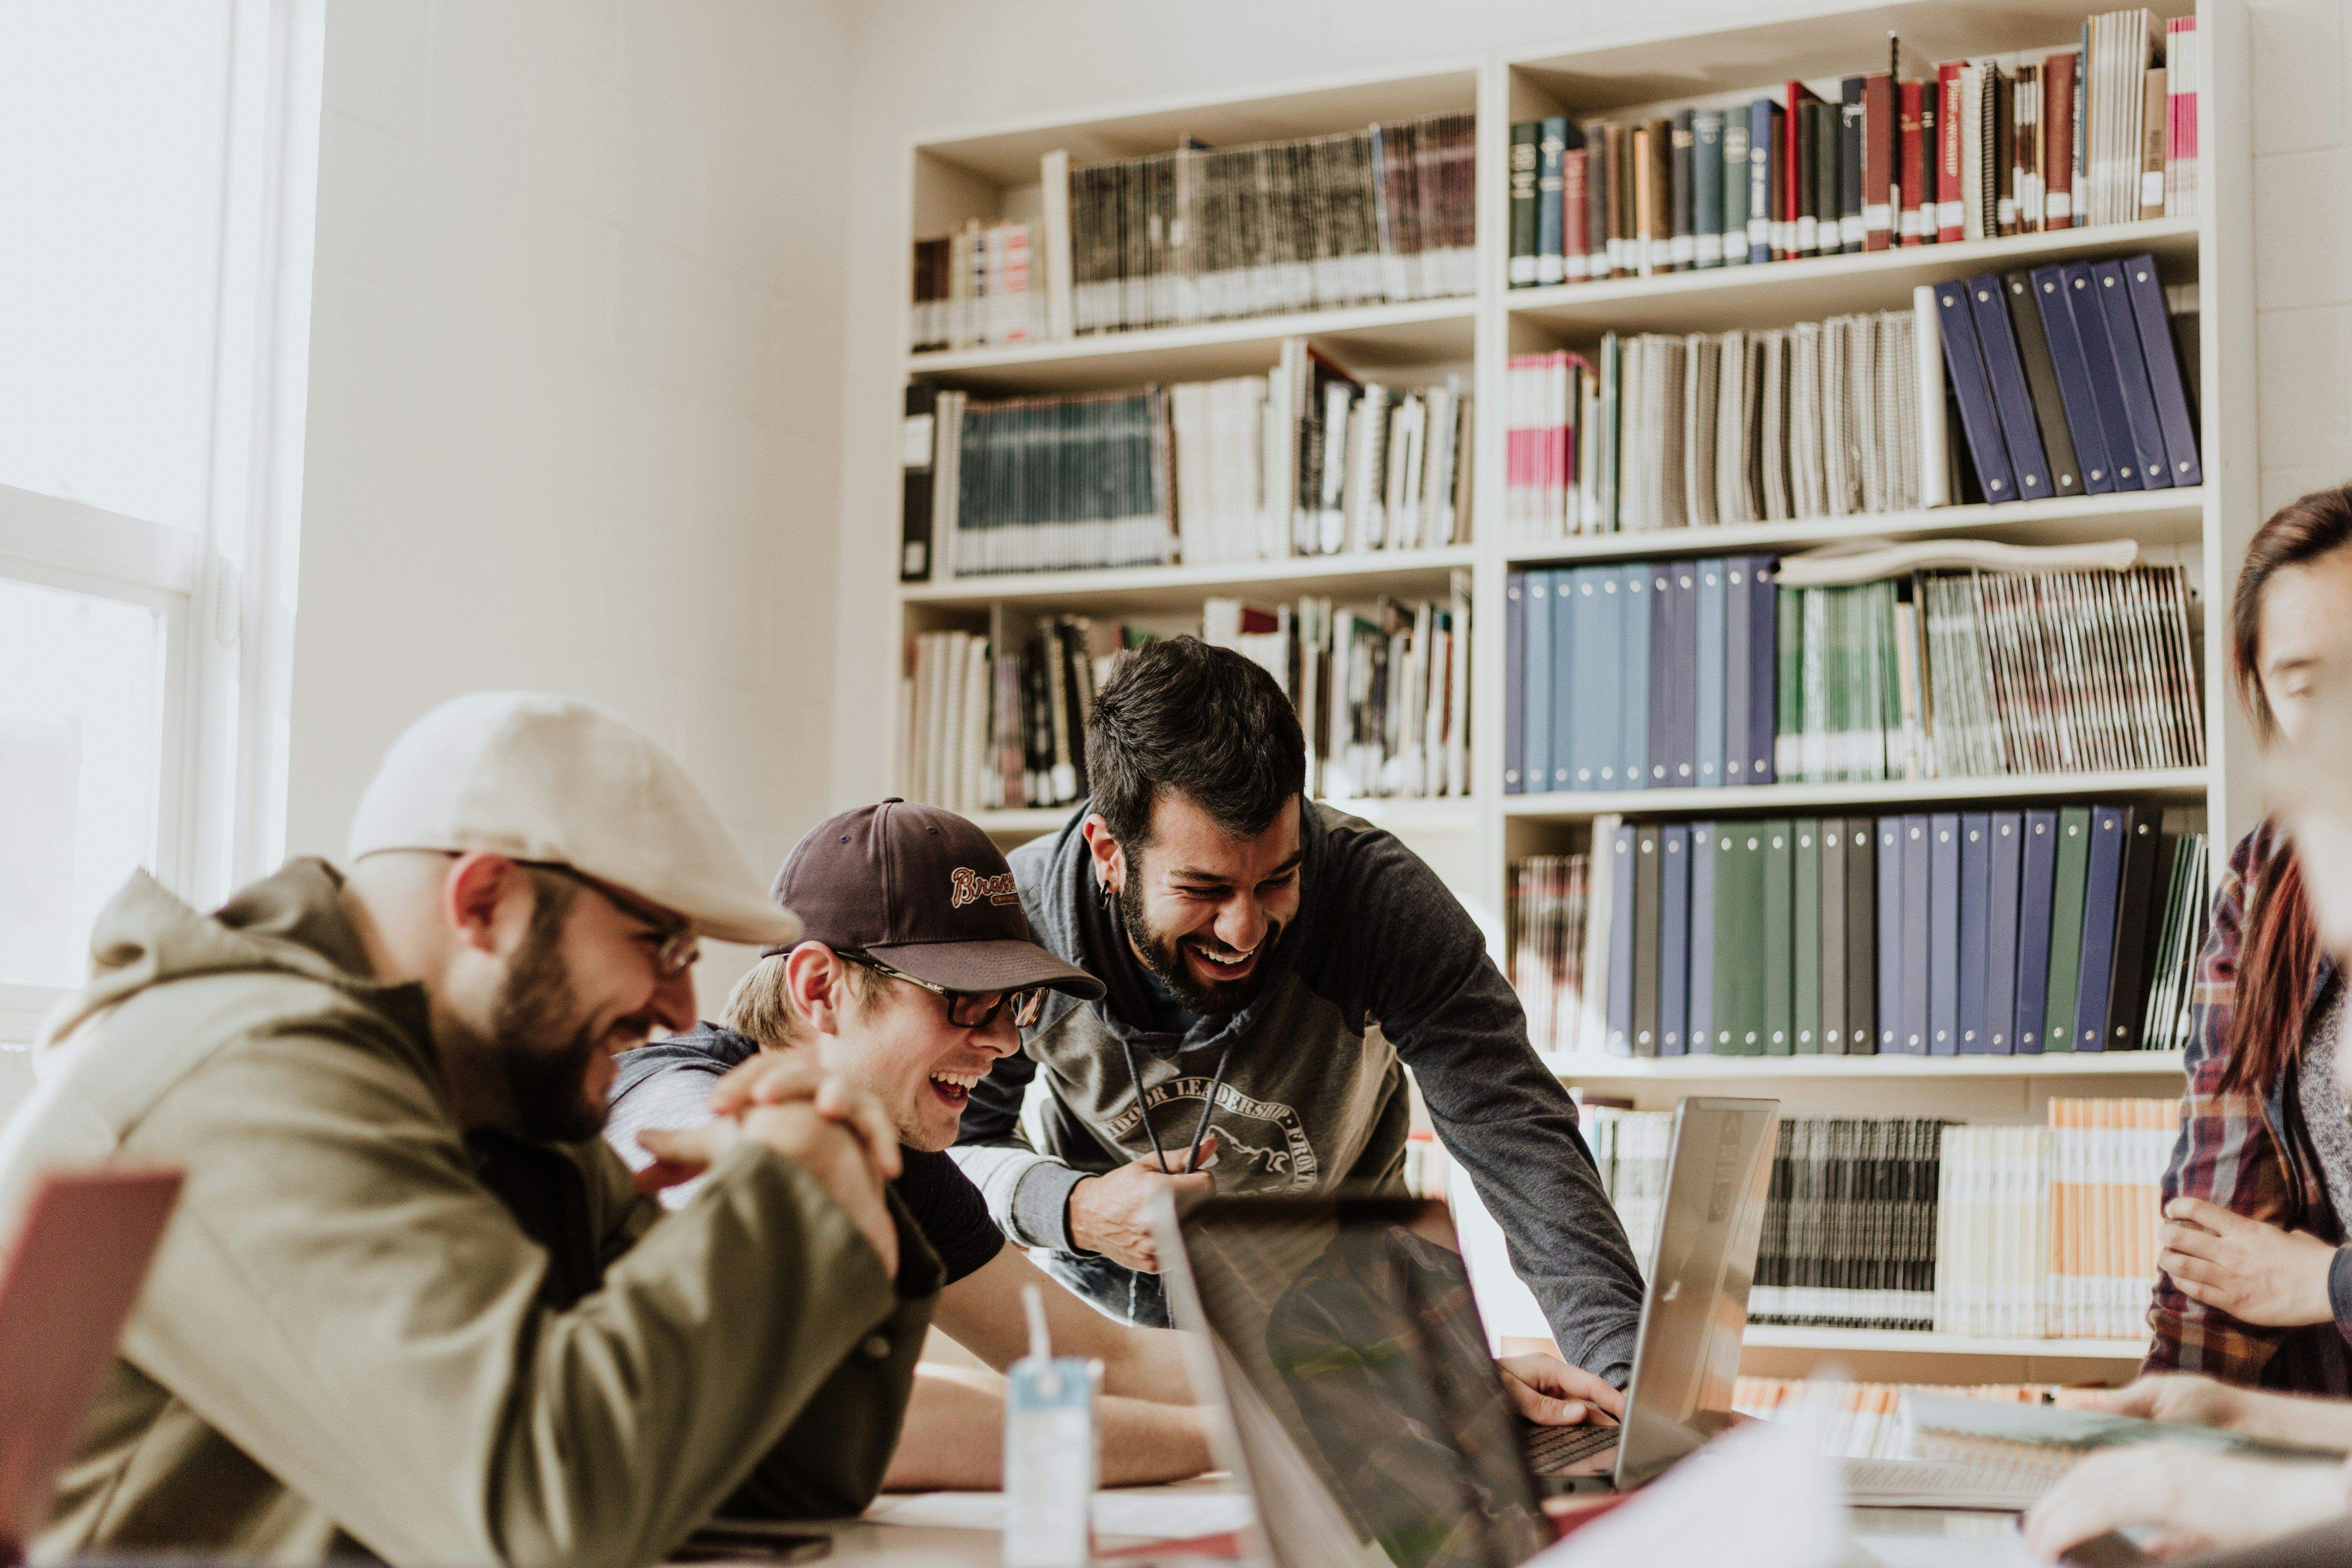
[0, 1, 323, 1043]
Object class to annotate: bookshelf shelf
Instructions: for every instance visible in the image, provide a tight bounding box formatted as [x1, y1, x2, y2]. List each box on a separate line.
[908, 297, 1476, 393]
[1502, 489, 2205, 566]
[1742, 1326, 2150, 1360]
[1541, 1050, 2185, 1080]
[1504, 768, 2211, 821]
[902, 545, 1477, 613]
[1505, 217, 2199, 339]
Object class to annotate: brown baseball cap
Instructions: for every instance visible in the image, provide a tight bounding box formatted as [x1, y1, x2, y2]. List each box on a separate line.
[767, 799, 1104, 1000]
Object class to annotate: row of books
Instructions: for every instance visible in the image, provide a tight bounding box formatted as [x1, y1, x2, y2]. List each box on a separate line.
[1504, 308, 1926, 542]
[1755, 1116, 1944, 1328]
[1511, 808, 2208, 1060]
[1506, 9, 2198, 287]
[1501, 558, 2205, 795]
[1732, 1380, 2052, 1461]
[1934, 1103, 2180, 1341]
[899, 618, 1129, 813]
[910, 219, 1040, 353]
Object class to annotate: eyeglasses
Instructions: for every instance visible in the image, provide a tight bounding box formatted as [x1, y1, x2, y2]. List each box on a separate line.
[839, 952, 1048, 1031]
[521, 861, 701, 978]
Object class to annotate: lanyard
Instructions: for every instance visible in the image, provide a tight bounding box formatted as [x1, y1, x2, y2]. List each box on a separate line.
[1118, 1035, 1232, 1176]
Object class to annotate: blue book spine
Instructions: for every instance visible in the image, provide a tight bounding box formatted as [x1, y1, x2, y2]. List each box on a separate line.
[1957, 813, 1992, 1054]
[2122, 253, 2203, 487]
[2071, 803, 2129, 1051]
[1697, 559, 1727, 787]
[1660, 824, 1692, 1054]
[1901, 814, 1931, 1055]
[1524, 571, 1552, 796]
[1929, 813, 1961, 1056]
[2028, 263, 2119, 494]
[1687, 822, 1717, 1054]
[1984, 812, 2024, 1054]
[1934, 279, 2018, 503]
[1648, 563, 1676, 787]
[2089, 259, 2174, 491]
[1574, 570, 1616, 789]
[1504, 573, 1526, 793]
[1549, 567, 1577, 792]
[2014, 809, 2060, 1054]
[2062, 263, 2147, 490]
[1747, 100, 1775, 263]
[1746, 557, 1778, 785]
[1965, 273, 2053, 501]
[1619, 564, 1652, 791]
[1719, 557, 1748, 785]
[1535, 117, 1568, 286]
[1607, 823, 1639, 1054]
[1876, 816, 1903, 1053]
[1671, 561, 1700, 786]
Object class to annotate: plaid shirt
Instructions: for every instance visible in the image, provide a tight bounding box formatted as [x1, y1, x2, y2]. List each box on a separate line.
[2145, 820, 2352, 1391]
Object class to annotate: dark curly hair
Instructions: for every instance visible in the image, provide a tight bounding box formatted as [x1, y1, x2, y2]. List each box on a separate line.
[1084, 636, 1306, 850]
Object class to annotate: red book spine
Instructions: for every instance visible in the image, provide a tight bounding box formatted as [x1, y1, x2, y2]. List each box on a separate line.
[1897, 80, 1925, 245]
[2043, 48, 2077, 231]
[1936, 62, 1965, 242]
[1862, 72, 1895, 251]
[1563, 146, 1589, 282]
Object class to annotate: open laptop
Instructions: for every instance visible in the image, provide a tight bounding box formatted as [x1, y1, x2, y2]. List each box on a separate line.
[1155, 1096, 1778, 1568]
[0, 1167, 182, 1562]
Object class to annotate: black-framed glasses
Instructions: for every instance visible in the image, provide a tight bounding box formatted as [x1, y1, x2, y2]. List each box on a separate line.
[520, 861, 701, 978]
[839, 952, 1048, 1030]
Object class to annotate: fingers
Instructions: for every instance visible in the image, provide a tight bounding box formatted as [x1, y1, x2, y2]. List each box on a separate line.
[2022, 1449, 2174, 1561]
[2060, 1379, 2158, 1418]
[2159, 1250, 2224, 1289]
[1180, 1133, 1221, 1174]
[1565, 1366, 1628, 1420]
[2166, 1197, 2247, 1236]
[707, 1052, 828, 1115]
[814, 1078, 903, 1179]
[2169, 1272, 2226, 1308]
[631, 1157, 710, 1194]
[2159, 1222, 2226, 1263]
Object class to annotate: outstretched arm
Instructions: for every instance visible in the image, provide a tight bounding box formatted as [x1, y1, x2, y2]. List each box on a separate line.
[933, 1246, 1197, 1403]
[882, 1366, 1213, 1491]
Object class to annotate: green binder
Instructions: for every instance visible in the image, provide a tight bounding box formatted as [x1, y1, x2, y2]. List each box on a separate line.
[2043, 806, 2094, 1052]
[1715, 823, 1764, 1054]
[1795, 818, 1822, 1053]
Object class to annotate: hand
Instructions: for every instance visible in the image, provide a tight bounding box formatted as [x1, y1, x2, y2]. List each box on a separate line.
[2159, 1197, 2338, 1327]
[706, 1051, 903, 1179]
[1498, 1352, 1625, 1425]
[2022, 1444, 2347, 1561]
[1066, 1136, 1218, 1272]
[2058, 1374, 2247, 1433]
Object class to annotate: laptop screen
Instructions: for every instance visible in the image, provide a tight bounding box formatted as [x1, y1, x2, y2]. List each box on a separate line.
[1167, 1195, 1552, 1568]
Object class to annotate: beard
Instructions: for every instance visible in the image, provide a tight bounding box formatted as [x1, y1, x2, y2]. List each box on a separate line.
[489, 903, 619, 1145]
[1116, 867, 1283, 1018]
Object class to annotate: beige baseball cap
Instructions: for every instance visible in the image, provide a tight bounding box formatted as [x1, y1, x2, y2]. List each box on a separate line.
[347, 691, 799, 947]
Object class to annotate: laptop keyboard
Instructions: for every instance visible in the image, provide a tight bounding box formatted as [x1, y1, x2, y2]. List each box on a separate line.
[1521, 1420, 1619, 1473]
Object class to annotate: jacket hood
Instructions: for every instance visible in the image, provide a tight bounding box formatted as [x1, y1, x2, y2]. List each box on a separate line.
[40, 858, 415, 1050]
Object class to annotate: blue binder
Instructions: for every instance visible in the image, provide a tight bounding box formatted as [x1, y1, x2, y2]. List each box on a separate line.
[1607, 822, 1638, 1054]
[2089, 260, 2174, 492]
[1668, 562, 1700, 786]
[1929, 814, 1961, 1056]
[1523, 572, 1552, 796]
[1934, 280, 2018, 503]
[1549, 567, 1576, 791]
[2121, 254, 2203, 488]
[1985, 812, 2024, 1054]
[1958, 813, 1993, 1054]
[1698, 559, 1728, 787]
[1748, 100, 1778, 264]
[2029, 264, 2120, 494]
[2062, 263, 2148, 490]
[1964, 273, 2053, 501]
[2070, 803, 2128, 1051]
[1876, 816, 1903, 1052]
[1660, 824, 1692, 1055]
[1619, 564, 1652, 791]
[1688, 822, 1717, 1054]
[1901, 815, 1931, 1055]
[1647, 564, 1677, 786]
[2014, 809, 2060, 1054]
[1573, 570, 1616, 789]
[1719, 557, 1747, 785]
[1746, 557, 1779, 784]
[1504, 573, 1526, 794]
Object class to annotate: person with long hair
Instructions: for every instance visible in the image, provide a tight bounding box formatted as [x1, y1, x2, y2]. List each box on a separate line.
[2146, 483, 2352, 1390]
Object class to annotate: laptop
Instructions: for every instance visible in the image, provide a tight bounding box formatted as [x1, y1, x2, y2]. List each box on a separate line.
[1155, 1096, 1778, 1568]
[0, 1167, 182, 1562]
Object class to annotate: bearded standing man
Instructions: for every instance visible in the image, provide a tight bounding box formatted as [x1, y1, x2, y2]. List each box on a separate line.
[952, 637, 1645, 1398]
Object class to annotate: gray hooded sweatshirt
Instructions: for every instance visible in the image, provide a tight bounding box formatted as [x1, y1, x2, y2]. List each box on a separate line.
[949, 802, 1643, 1385]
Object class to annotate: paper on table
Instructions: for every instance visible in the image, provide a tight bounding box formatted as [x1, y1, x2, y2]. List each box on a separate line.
[864, 1490, 1254, 1541]
[1526, 1417, 1844, 1568]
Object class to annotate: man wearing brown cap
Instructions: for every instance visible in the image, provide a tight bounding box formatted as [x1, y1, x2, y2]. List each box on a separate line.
[607, 799, 1232, 1489]
[0, 692, 932, 1568]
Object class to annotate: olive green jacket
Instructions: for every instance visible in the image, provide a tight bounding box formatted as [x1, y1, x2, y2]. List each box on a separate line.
[2, 860, 939, 1568]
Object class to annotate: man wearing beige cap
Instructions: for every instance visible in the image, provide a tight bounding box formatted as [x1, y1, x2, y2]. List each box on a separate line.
[0, 692, 936, 1568]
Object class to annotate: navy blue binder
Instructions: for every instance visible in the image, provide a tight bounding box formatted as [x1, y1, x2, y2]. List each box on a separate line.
[2014, 809, 2060, 1053]
[1524, 572, 1552, 796]
[1504, 573, 1527, 794]
[2070, 803, 2128, 1051]
[1876, 816, 1903, 1052]
[1985, 812, 2024, 1054]
[1698, 559, 1727, 787]
[1901, 814, 1931, 1055]
[1607, 821, 1638, 1054]
[2089, 260, 2174, 492]
[2062, 263, 2148, 490]
[1660, 824, 1692, 1055]
[1687, 821, 1717, 1054]
[1966, 273, 2054, 501]
[1620, 564, 1652, 791]
[1929, 814, 1961, 1056]
[1957, 812, 1992, 1054]
[1549, 567, 1576, 791]
[2121, 254, 2203, 488]
[1934, 280, 2018, 503]
[2029, 264, 2120, 494]
[1573, 570, 1617, 789]
[1745, 557, 1778, 784]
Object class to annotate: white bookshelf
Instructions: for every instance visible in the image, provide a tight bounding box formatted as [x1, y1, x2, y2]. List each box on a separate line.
[891, 0, 2252, 1383]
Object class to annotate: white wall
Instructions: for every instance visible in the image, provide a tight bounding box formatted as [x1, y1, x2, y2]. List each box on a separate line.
[830, 0, 2352, 802]
[293, 0, 858, 1003]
